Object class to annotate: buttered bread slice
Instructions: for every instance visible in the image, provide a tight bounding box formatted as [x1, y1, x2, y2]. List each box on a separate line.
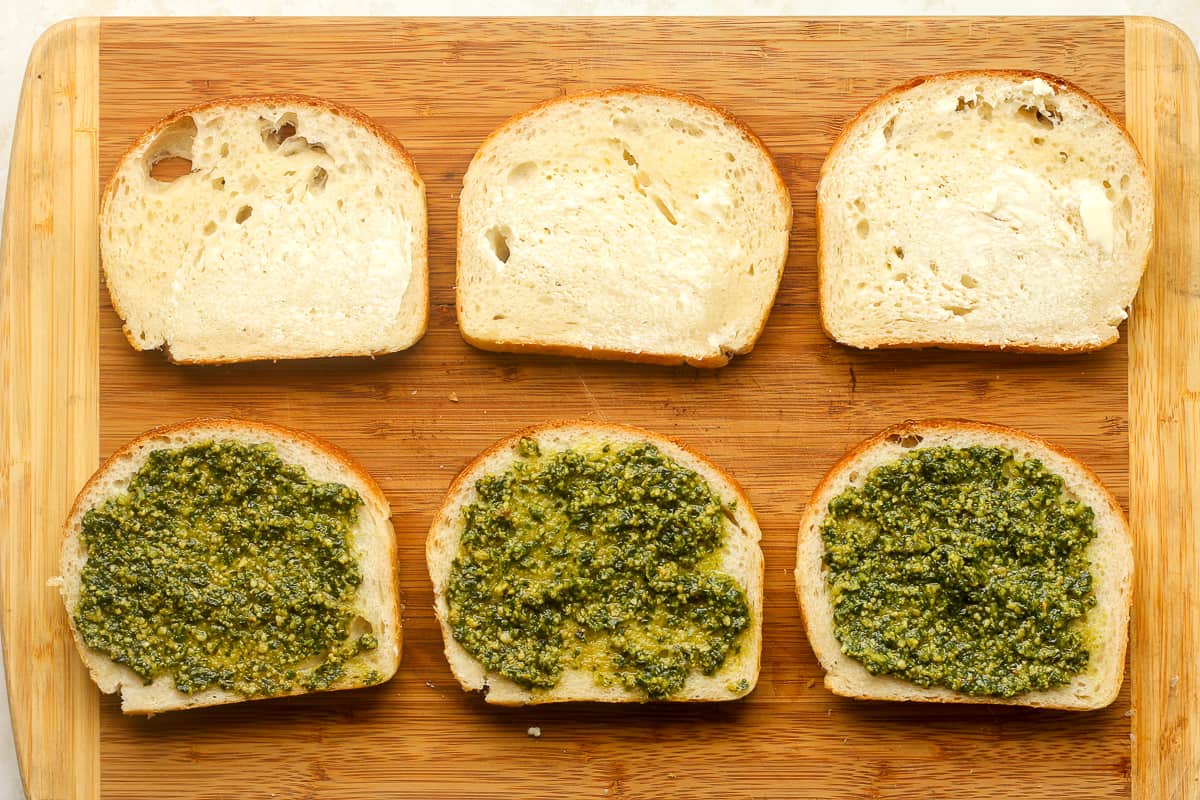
[457, 87, 792, 367]
[818, 71, 1153, 352]
[101, 96, 427, 363]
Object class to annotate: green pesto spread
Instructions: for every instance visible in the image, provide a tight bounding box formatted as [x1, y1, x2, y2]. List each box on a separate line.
[446, 438, 750, 699]
[821, 445, 1098, 697]
[75, 440, 379, 696]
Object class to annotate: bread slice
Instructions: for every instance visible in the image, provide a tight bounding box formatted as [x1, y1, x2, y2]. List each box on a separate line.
[795, 419, 1132, 710]
[456, 87, 792, 368]
[101, 95, 428, 364]
[427, 422, 764, 704]
[818, 71, 1153, 352]
[55, 418, 400, 715]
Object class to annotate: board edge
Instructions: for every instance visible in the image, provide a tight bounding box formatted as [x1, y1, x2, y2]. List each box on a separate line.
[1124, 14, 1200, 800]
[0, 16, 101, 800]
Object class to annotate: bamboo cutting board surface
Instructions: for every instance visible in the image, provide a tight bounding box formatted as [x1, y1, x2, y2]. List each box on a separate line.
[2, 16, 1198, 800]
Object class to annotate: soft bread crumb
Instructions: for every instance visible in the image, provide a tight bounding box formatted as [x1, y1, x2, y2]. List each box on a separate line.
[818, 71, 1153, 352]
[526, 726, 541, 738]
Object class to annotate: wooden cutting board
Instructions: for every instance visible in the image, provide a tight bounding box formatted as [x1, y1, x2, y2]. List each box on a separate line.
[1, 16, 1197, 800]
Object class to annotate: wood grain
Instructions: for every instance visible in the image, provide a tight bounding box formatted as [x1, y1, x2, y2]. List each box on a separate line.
[14, 15, 1189, 800]
[87, 17, 1133, 800]
[0, 17, 101, 800]
[1125, 17, 1200, 800]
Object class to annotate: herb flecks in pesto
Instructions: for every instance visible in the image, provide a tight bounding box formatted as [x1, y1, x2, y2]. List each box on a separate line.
[447, 439, 750, 699]
[822, 445, 1097, 697]
[75, 440, 377, 696]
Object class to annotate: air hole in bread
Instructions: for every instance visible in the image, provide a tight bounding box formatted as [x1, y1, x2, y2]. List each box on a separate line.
[961, 274, 978, 289]
[492, 314, 506, 320]
[262, 114, 299, 149]
[856, 218, 870, 238]
[150, 156, 193, 183]
[944, 304, 974, 316]
[888, 433, 924, 447]
[651, 195, 678, 226]
[848, 471, 860, 481]
[212, 177, 225, 190]
[203, 220, 217, 235]
[508, 161, 538, 184]
[622, 148, 638, 168]
[725, 152, 736, 162]
[235, 205, 253, 224]
[882, 116, 896, 141]
[893, 246, 905, 260]
[955, 95, 993, 121]
[1017, 104, 1060, 130]
[936, 129, 953, 139]
[485, 226, 511, 263]
[219, 142, 229, 157]
[348, 615, 374, 638]
[145, 115, 197, 183]
[309, 166, 328, 192]
[1033, 136, 1045, 145]
[669, 118, 703, 137]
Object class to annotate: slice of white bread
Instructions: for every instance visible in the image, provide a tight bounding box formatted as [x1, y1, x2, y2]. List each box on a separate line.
[795, 419, 1132, 710]
[427, 421, 764, 704]
[55, 418, 400, 715]
[456, 87, 792, 368]
[101, 95, 428, 364]
[818, 71, 1154, 352]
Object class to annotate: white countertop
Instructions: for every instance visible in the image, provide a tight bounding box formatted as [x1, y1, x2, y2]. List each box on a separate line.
[1, 2, 1196, 798]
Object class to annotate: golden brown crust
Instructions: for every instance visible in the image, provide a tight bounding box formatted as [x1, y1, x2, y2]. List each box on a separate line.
[816, 69, 1151, 354]
[794, 418, 1131, 710]
[458, 329, 735, 368]
[455, 85, 792, 368]
[101, 94, 428, 364]
[427, 419, 764, 704]
[61, 417, 399, 714]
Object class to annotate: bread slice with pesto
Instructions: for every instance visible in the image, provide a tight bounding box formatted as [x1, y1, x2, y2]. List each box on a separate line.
[55, 418, 400, 715]
[795, 419, 1132, 710]
[101, 95, 428, 364]
[427, 422, 764, 705]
